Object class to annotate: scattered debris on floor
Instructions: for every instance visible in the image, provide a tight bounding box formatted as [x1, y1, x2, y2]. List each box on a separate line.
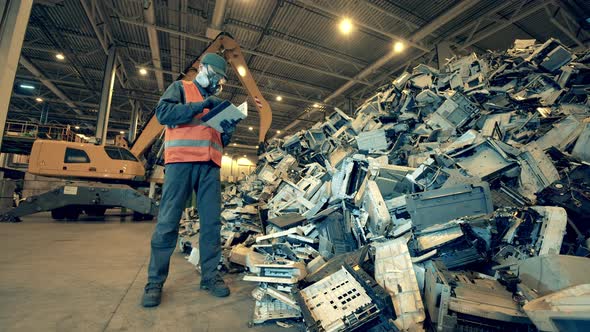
[179, 39, 590, 331]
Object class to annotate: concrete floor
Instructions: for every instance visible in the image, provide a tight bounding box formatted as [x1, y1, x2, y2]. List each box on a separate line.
[0, 212, 301, 332]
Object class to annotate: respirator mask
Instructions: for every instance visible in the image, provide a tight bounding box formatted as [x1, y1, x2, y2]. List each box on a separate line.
[195, 65, 226, 95]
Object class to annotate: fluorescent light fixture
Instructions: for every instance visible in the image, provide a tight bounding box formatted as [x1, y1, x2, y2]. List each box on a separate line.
[139, 68, 148, 75]
[237, 65, 247, 77]
[119, 131, 125, 134]
[55, 53, 65, 60]
[339, 18, 353, 34]
[276, 95, 283, 101]
[35, 97, 43, 102]
[393, 41, 405, 53]
[19, 84, 35, 89]
[248, 126, 253, 131]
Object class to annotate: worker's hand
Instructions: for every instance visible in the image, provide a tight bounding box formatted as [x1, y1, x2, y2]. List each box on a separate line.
[220, 120, 239, 146]
[203, 96, 224, 109]
[220, 119, 237, 134]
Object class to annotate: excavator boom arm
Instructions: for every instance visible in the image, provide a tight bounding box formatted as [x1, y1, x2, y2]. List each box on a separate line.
[213, 35, 272, 143]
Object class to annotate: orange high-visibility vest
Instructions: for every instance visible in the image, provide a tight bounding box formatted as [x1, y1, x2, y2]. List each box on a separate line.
[164, 80, 223, 166]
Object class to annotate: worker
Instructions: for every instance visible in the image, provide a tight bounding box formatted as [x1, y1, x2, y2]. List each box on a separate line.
[142, 53, 240, 307]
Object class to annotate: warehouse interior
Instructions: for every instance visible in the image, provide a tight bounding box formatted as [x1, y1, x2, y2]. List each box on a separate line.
[1, 0, 589, 331]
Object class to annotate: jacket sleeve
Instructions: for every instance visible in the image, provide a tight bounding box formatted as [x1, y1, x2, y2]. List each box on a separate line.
[155, 82, 207, 126]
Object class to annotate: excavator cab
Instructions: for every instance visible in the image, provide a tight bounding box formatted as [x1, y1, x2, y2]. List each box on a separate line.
[28, 140, 145, 181]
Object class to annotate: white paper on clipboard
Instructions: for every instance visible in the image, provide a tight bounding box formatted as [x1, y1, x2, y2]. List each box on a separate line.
[203, 101, 248, 133]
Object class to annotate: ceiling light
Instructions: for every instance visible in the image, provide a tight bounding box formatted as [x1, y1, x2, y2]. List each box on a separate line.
[233, 143, 237, 146]
[243, 155, 247, 158]
[339, 18, 353, 34]
[248, 126, 253, 131]
[139, 68, 148, 75]
[276, 95, 283, 101]
[35, 97, 43, 102]
[119, 131, 125, 134]
[55, 53, 65, 60]
[75, 126, 80, 130]
[313, 103, 320, 108]
[19, 84, 35, 89]
[276, 130, 281, 134]
[393, 41, 405, 53]
[237, 65, 247, 77]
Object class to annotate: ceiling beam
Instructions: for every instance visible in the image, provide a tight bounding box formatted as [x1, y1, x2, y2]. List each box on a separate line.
[362, 1, 420, 30]
[16, 74, 160, 98]
[14, 72, 312, 126]
[17, 67, 324, 111]
[12, 93, 130, 114]
[117, 18, 373, 85]
[545, 3, 589, 48]
[141, 64, 325, 107]
[439, 0, 518, 45]
[293, 0, 430, 52]
[273, 0, 482, 139]
[456, 1, 549, 50]
[8, 108, 131, 128]
[34, 6, 97, 93]
[21, 50, 336, 103]
[354, 0, 550, 101]
[21, 42, 336, 96]
[325, 0, 481, 103]
[167, 0, 182, 74]
[225, 18, 369, 70]
[143, 1, 165, 92]
[18, 57, 84, 115]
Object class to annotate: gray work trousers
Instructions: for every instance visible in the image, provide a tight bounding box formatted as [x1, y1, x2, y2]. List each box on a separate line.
[147, 161, 221, 284]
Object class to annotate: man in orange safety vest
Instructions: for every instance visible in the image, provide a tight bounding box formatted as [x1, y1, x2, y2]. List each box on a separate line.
[142, 53, 239, 307]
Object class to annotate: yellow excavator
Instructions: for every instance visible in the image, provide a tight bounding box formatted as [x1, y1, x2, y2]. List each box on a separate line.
[2, 33, 272, 222]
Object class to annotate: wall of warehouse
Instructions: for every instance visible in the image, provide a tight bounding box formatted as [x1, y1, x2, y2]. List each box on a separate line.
[221, 155, 256, 182]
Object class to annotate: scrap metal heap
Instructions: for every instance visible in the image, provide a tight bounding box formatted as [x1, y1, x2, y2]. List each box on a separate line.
[179, 38, 590, 331]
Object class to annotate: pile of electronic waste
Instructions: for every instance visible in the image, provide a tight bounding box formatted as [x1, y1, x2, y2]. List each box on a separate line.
[179, 38, 590, 331]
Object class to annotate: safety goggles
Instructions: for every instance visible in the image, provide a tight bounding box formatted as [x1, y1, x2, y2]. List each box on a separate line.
[205, 65, 227, 87]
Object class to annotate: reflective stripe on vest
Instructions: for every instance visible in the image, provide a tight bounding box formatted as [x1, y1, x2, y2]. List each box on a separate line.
[164, 81, 223, 166]
[165, 139, 223, 151]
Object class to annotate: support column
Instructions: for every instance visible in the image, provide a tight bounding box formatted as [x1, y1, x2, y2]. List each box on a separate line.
[96, 46, 117, 144]
[0, 0, 33, 151]
[128, 102, 139, 142]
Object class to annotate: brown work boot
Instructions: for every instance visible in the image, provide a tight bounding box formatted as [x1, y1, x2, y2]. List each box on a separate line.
[200, 273, 230, 297]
